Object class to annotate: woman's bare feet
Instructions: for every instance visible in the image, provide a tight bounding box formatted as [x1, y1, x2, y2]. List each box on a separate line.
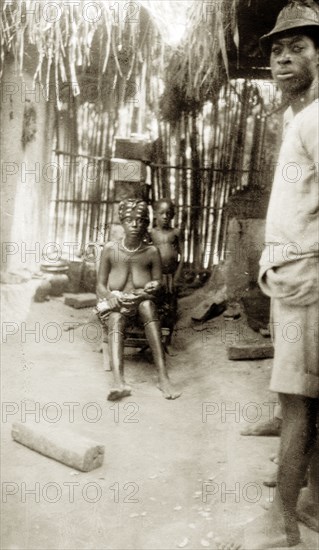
[107, 384, 132, 401]
[297, 487, 319, 532]
[157, 377, 181, 399]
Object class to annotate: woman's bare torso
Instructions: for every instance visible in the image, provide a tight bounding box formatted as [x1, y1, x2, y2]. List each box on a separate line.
[107, 245, 154, 292]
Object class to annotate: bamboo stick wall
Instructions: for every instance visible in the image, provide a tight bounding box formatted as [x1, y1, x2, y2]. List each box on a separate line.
[50, 80, 277, 268]
[151, 80, 275, 268]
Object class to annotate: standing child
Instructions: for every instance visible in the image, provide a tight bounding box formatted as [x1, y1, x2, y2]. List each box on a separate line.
[150, 199, 184, 331]
[151, 198, 184, 291]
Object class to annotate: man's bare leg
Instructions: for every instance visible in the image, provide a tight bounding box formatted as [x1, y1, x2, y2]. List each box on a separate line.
[107, 312, 132, 401]
[217, 394, 317, 549]
[263, 469, 278, 488]
[139, 300, 181, 399]
[297, 411, 319, 533]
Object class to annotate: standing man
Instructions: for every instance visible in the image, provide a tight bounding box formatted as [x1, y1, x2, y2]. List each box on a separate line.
[257, 3, 319, 544]
[218, 2, 319, 548]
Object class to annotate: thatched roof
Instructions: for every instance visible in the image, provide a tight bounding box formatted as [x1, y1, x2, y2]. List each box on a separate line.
[0, 0, 174, 108]
[2, 0, 319, 112]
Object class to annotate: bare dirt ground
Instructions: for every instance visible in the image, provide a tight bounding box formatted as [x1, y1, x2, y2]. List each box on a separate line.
[1, 282, 318, 550]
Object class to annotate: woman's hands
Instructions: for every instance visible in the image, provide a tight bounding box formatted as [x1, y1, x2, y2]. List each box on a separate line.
[107, 282, 161, 310]
[119, 292, 141, 307]
[108, 290, 123, 309]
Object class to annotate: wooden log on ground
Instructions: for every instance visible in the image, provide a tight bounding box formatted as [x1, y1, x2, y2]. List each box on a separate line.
[227, 341, 274, 360]
[12, 422, 105, 472]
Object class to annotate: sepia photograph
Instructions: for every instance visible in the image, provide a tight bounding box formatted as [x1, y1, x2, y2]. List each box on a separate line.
[1, 1, 318, 549]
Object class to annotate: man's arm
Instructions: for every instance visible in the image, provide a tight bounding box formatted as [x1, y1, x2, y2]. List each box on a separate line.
[299, 105, 319, 165]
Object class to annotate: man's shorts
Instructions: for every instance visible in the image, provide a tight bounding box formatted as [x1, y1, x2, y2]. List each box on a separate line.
[270, 298, 319, 398]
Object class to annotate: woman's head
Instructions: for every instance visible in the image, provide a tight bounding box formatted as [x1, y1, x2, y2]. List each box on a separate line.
[118, 199, 150, 239]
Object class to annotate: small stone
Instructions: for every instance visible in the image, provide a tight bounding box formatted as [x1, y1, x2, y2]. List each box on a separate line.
[198, 511, 210, 518]
[174, 505, 182, 511]
[177, 538, 189, 548]
[206, 532, 213, 539]
[141, 511, 147, 516]
[149, 474, 158, 479]
[129, 513, 139, 518]
[33, 280, 51, 303]
[200, 539, 210, 547]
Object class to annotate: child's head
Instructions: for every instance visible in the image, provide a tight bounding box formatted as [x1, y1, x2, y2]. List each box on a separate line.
[118, 199, 150, 239]
[153, 198, 175, 229]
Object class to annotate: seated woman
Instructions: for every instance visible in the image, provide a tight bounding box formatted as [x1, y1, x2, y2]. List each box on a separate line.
[96, 198, 181, 401]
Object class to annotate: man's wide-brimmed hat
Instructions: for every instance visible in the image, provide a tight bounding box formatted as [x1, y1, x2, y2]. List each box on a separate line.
[260, 2, 319, 54]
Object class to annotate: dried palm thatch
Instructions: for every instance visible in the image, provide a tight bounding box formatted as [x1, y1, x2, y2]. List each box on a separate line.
[160, 0, 236, 116]
[0, 0, 172, 107]
[2, 0, 318, 113]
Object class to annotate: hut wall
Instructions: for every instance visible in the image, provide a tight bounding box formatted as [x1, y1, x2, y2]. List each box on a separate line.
[0, 54, 55, 276]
